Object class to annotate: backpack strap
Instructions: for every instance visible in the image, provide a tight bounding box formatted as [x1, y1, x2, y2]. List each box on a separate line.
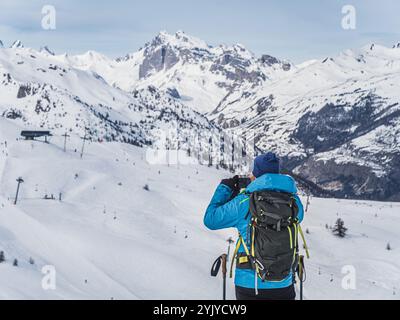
[229, 236, 243, 278]
[297, 223, 310, 259]
[229, 234, 252, 278]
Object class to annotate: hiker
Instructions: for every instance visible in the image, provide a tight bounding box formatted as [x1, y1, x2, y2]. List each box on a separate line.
[204, 152, 304, 300]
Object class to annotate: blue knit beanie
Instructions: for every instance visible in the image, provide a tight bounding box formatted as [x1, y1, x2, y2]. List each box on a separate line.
[252, 152, 280, 177]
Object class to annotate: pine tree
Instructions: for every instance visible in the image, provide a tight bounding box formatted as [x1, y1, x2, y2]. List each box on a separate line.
[0, 251, 5, 263]
[386, 242, 392, 251]
[332, 218, 347, 238]
[13, 259, 18, 267]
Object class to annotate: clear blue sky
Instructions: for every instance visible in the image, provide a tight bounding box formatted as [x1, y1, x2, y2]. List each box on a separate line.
[1, 0, 400, 63]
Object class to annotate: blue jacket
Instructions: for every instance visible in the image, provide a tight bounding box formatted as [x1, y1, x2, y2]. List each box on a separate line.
[204, 173, 304, 289]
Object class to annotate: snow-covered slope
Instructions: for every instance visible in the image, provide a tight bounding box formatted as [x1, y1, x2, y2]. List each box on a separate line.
[0, 119, 230, 299]
[0, 45, 219, 150]
[210, 43, 400, 201]
[0, 118, 399, 299]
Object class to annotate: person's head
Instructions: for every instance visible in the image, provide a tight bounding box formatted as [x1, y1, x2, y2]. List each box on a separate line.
[251, 152, 280, 179]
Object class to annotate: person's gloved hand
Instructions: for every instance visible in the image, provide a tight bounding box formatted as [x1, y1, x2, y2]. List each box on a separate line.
[220, 175, 240, 198]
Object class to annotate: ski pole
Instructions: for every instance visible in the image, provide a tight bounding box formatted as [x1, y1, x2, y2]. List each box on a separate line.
[226, 237, 234, 261]
[298, 255, 305, 300]
[221, 254, 227, 300]
[211, 254, 228, 300]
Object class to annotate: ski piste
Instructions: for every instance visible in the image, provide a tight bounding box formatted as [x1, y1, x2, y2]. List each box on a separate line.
[1, 119, 399, 299]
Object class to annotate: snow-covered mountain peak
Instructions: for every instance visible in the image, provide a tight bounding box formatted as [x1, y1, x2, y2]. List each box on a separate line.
[358, 42, 400, 56]
[58, 30, 294, 113]
[10, 40, 24, 49]
[51, 50, 113, 74]
[296, 59, 318, 69]
[39, 46, 55, 56]
[232, 43, 251, 55]
[76, 50, 110, 62]
[150, 30, 210, 51]
[212, 42, 256, 62]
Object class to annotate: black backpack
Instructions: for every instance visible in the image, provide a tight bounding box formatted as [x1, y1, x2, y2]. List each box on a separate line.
[230, 190, 308, 282]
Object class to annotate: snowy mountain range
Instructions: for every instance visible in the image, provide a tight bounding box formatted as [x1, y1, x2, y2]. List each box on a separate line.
[1, 32, 400, 300]
[0, 39, 219, 154]
[56, 31, 292, 114]
[1, 32, 400, 200]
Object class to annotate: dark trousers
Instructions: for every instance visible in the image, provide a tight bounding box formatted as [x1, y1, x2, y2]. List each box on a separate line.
[235, 284, 296, 300]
